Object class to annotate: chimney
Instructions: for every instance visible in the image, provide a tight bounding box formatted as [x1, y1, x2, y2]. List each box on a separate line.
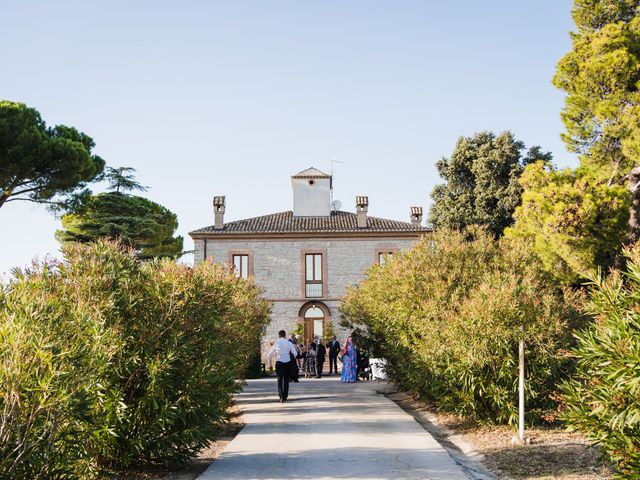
[410, 206, 423, 225]
[356, 196, 368, 228]
[213, 196, 226, 230]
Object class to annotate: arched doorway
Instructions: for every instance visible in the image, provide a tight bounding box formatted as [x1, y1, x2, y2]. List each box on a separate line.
[298, 301, 330, 343]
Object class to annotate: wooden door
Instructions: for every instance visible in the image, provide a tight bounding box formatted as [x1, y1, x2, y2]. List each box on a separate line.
[303, 304, 325, 343]
[303, 318, 314, 344]
[304, 318, 324, 343]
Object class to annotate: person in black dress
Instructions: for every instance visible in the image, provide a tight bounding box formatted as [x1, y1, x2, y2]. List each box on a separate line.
[315, 336, 326, 378]
[288, 335, 301, 382]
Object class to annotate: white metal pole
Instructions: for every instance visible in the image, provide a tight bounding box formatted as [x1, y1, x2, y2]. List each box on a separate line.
[518, 336, 525, 442]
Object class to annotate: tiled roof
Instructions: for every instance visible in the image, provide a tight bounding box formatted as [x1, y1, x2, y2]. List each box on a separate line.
[190, 210, 430, 235]
[291, 167, 331, 178]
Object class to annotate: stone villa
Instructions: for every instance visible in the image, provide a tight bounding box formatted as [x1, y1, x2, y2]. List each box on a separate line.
[189, 167, 430, 358]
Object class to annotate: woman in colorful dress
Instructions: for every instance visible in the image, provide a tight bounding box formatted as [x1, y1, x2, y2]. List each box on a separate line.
[303, 341, 317, 378]
[340, 336, 357, 383]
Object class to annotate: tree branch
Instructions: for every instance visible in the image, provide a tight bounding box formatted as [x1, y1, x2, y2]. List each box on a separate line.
[4, 185, 49, 198]
[1, 173, 47, 196]
[4, 197, 62, 206]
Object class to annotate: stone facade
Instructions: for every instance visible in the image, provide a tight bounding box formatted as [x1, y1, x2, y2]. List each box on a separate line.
[193, 236, 418, 357]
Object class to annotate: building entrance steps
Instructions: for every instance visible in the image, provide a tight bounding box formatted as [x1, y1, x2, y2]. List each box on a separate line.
[197, 376, 472, 480]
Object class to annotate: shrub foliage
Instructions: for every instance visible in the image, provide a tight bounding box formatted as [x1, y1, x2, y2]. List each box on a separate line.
[561, 245, 640, 477]
[0, 241, 270, 479]
[340, 229, 583, 424]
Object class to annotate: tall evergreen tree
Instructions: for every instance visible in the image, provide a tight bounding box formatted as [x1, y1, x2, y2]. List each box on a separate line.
[104, 166, 148, 193]
[56, 168, 182, 260]
[548, 5, 640, 474]
[509, 0, 640, 283]
[429, 131, 551, 237]
[553, 0, 640, 241]
[0, 100, 105, 211]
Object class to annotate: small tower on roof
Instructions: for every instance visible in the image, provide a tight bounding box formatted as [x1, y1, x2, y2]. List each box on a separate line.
[291, 167, 332, 217]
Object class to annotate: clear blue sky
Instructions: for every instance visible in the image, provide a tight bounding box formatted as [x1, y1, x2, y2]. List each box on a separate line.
[0, 1, 576, 277]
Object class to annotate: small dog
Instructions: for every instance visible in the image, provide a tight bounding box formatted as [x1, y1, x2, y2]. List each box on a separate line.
[358, 366, 372, 381]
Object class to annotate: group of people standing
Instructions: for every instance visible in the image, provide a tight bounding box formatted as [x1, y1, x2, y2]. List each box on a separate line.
[267, 330, 358, 402]
[289, 334, 341, 379]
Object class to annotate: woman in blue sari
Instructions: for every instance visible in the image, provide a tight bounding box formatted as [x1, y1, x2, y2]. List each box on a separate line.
[340, 336, 357, 383]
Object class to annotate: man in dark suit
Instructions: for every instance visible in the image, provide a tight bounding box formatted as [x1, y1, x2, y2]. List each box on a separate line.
[315, 337, 326, 378]
[326, 335, 340, 375]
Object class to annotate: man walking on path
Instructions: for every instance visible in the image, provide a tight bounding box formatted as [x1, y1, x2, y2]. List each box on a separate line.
[315, 336, 326, 378]
[327, 335, 340, 375]
[267, 330, 298, 402]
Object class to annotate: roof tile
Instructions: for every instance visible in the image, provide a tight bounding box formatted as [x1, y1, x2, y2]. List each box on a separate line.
[190, 210, 430, 235]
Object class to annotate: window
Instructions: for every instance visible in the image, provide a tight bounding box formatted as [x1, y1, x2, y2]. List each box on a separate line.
[378, 251, 394, 265]
[305, 253, 323, 298]
[232, 254, 249, 279]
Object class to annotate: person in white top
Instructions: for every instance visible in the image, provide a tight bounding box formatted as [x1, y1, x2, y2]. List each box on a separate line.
[267, 330, 298, 402]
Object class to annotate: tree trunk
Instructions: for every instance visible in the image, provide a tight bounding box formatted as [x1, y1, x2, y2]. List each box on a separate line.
[613, 166, 640, 270]
[627, 166, 640, 245]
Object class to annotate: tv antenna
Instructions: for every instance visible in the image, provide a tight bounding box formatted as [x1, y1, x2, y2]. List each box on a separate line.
[331, 158, 344, 177]
[330, 158, 344, 207]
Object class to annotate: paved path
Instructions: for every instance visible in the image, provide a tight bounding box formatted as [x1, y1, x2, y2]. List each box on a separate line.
[197, 376, 471, 480]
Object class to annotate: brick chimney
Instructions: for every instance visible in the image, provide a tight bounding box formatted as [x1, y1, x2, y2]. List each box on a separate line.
[213, 196, 226, 230]
[410, 206, 423, 225]
[356, 196, 368, 228]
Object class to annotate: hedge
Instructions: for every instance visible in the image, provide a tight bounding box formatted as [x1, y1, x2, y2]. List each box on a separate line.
[0, 241, 270, 479]
[340, 229, 585, 424]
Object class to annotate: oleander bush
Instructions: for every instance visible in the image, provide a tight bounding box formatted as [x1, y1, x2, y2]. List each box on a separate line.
[0, 258, 119, 479]
[0, 241, 270, 479]
[561, 246, 640, 478]
[341, 229, 585, 424]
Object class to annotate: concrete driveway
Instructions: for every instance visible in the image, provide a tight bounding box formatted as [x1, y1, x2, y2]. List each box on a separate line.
[197, 375, 471, 480]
